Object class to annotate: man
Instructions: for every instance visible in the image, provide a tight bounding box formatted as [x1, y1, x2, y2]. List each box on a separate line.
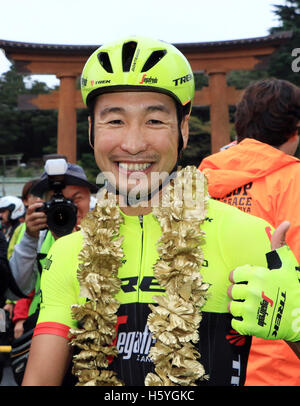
[6, 179, 40, 260]
[4, 179, 42, 342]
[22, 37, 300, 387]
[199, 78, 300, 386]
[8, 161, 97, 299]
[0, 196, 25, 384]
[0, 196, 26, 322]
[0, 196, 25, 243]
[7, 161, 97, 384]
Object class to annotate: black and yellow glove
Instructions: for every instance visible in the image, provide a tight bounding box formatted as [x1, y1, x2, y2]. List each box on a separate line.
[229, 245, 300, 342]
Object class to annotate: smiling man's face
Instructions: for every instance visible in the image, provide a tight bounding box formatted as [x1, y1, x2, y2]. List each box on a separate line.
[91, 91, 188, 200]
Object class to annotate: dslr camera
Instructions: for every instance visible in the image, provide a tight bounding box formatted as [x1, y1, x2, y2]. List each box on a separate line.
[36, 159, 77, 237]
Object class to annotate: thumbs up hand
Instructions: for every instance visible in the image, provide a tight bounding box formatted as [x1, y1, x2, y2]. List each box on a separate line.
[227, 221, 300, 342]
[270, 220, 290, 251]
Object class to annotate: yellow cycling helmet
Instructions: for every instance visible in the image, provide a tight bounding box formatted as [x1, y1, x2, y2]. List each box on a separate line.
[81, 35, 195, 114]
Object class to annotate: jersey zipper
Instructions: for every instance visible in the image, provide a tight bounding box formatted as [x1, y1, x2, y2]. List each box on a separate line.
[138, 215, 143, 302]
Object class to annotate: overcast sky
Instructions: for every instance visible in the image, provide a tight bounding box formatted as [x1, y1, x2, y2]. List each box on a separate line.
[0, 0, 286, 86]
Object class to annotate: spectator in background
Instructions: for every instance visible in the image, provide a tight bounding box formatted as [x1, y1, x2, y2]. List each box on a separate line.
[0, 172, 35, 302]
[0, 191, 29, 383]
[8, 161, 97, 298]
[0, 196, 26, 325]
[199, 78, 300, 386]
[7, 160, 97, 385]
[8, 179, 41, 339]
[7, 179, 40, 260]
[10, 169, 97, 338]
[0, 196, 25, 243]
[0, 229, 9, 308]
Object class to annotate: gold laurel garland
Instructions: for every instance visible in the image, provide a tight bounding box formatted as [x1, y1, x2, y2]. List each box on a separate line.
[69, 166, 210, 386]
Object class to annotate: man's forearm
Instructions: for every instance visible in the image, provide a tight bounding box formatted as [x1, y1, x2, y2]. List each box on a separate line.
[7, 231, 39, 297]
[22, 334, 72, 386]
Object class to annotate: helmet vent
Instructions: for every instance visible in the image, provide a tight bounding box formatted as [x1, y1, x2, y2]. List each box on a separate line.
[97, 52, 113, 73]
[122, 41, 137, 72]
[141, 50, 167, 72]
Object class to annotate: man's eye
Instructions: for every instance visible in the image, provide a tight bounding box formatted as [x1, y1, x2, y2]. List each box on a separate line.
[147, 119, 163, 125]
[108, 119, 123, 125]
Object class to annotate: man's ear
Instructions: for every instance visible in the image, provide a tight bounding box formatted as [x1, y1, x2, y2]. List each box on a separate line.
[181, 115, 190, 150]
[88, 116, 94, 150]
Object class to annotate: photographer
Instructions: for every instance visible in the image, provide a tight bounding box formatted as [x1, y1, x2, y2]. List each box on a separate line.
[7, 159, 98, 299]
[6, 159, 97, 384]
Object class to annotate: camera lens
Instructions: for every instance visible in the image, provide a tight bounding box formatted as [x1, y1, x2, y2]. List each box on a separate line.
[47, 203, 77, 237]
[54, 206, 69, 225]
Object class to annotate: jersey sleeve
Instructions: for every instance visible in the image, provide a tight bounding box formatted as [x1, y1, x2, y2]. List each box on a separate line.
[34, 231, 85, 339]
[220, 204, 273, 269]
[201, 199, 275, 313]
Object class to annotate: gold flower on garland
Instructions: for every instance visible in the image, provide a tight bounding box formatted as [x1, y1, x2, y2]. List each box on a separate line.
[70, 166, 210, 386]
[69, 192, 124, 386]
[145, 166, 210, 386]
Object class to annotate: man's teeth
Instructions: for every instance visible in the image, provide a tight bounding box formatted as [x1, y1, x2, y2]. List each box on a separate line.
[119, 163, 151, 171]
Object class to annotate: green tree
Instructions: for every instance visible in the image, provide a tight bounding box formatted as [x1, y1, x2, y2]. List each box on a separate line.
[0, 66, 26, 108]
[268, 0, 300, 85]
[0, 65, 57, 161]
[226, 2, 300, 90]
[227, 69, 269, 90]
[180, 115, 211, 167]
[0, 67, 27, 154]
[194, 72, 208, 90]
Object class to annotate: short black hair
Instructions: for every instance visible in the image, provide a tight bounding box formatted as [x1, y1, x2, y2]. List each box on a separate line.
[235, 79, 300, 146]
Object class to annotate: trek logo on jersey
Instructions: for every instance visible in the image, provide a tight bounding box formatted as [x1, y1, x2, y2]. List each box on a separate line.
[272, 291, 286, 338]
[257, 291, 273, 327]
[139, 74, 158, 84]
[116, 324, 156, 362]
[120, 276, 165, 293]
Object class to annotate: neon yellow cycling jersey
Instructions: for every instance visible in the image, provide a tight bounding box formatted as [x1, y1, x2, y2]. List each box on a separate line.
[34, 198, 284, 385]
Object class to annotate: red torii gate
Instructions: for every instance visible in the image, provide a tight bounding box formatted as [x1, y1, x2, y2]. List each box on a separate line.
[0, 32, 291, 162]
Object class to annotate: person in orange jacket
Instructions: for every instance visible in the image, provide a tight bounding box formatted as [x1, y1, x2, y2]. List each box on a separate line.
[199, 78, 300, 386]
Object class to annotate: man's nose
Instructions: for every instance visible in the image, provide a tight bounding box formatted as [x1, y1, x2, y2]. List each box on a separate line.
[120, 123, 148, 154]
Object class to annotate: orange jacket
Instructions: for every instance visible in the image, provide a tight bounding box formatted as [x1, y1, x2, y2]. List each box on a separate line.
[199, 138, 300, 386]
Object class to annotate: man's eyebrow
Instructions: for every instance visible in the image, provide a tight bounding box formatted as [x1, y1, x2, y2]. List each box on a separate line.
[71, 191, 83, 197]
[98, 107, 125, 117]
[69, 190, 87, 200]
[98, 104, 171, 118]
[146, 104, 171, 114]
